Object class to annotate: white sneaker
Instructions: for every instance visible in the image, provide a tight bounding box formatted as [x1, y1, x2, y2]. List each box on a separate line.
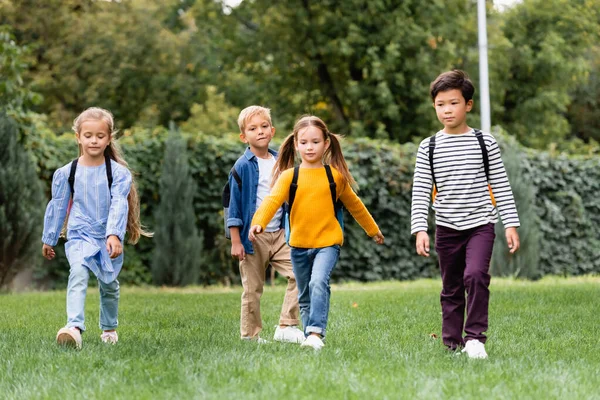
[242, 336, 269, 344]
[101, 331, 118, 344]
[56, 326, 82, 350]
[300, 334, 324, 351]
[462, 339, 488, 359]
[273, 326, 306, 343]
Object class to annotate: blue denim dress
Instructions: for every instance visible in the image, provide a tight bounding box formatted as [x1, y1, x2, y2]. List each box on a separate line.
[42, 160, 131, 284]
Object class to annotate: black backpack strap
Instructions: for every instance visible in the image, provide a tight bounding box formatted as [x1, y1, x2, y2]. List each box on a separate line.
[68, 158, 78, 195]
[288, 166, 300, 211]
[231, 167, 242, 189]
[474, 129, 490, 182]
[105, 155, 113, 193]
[324, 164, 338, 210]
[428, 135, 437, 187]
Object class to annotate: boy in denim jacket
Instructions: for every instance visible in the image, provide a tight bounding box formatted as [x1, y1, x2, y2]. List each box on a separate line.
[227, 106, 304, 343]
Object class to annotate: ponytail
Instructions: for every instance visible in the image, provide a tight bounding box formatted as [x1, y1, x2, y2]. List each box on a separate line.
[272, 133, 297, 186]
[324, 132, 357, 190]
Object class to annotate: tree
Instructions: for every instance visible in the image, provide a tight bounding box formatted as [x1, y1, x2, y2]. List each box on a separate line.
[152, 127, 204, 286]
[498, 0, 599, 148]
[217, 0, 499, 141]
[0, 112, 44, 288]
[0, 26, 41, 116]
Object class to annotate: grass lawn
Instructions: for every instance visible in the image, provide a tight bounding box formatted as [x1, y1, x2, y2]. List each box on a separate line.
[1, 277, 599, 399]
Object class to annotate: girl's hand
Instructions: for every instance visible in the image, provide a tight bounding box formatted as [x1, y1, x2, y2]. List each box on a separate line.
[42, 244, 56, 260]
[415, 231, 430, 257]
[505, 227, 520, 254]
[372, 231, 385, 245]
[106, 235, 123, 258]
[248, 225, 263, 242]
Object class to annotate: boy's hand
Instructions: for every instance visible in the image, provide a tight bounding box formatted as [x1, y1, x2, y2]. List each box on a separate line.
[372, 231, 385, 245]
[415, 231, 430, 257]
[106, 235, 123, 258]
[231, 242, 246, 261]
[248, 225, 262, 242]
[42, 244, 56, 260]
[506, 227, 520, 254]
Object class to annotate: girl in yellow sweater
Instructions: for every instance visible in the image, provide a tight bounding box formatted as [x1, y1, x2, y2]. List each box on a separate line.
[249, 115, 384, 350]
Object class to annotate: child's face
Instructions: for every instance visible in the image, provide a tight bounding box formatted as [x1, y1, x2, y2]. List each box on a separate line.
[240, 114, 275, 152]
[76, 119, 111, 160]
[295, 125, 329, 167]
[433, 89, 473, 134]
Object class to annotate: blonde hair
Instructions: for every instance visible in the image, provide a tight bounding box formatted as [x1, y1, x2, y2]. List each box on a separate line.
[273, 115, 357, 190]
[237, 105, 272, 134]
[70, 107, 152, 244]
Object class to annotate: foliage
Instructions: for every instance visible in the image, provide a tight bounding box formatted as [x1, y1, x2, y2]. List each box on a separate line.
[1, 0, 600, 150]
[498, 0, 600, 149]
[152, 128, 205, 286]
[30, 123, 600, 286]
[491, 132, 541, 279]
[0, 25, 41, 114]
[0, 112, 44, 288]
[179, 85, 240, 136]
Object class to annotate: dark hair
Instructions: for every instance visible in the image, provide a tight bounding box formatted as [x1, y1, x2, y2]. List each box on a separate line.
[430, 69, 475, 103]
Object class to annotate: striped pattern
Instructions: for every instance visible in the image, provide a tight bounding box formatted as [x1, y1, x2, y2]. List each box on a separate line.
[410, 129, 520, 234]
[42, 160, 131, 284]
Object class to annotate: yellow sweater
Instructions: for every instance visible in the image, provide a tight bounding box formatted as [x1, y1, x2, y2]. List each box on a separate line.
[251, 166, 379, 248]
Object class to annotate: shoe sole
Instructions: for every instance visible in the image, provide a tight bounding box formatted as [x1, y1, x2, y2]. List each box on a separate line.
[56, 330, 81, 349]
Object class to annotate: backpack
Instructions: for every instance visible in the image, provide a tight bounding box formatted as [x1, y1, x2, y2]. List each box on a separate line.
[428, 129, 496, 206]
[284, 164, 344, 244]
[67, 156, 114, 208]
[221, 167, 242, 240]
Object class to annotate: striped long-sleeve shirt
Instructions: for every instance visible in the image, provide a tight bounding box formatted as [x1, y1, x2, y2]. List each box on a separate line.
[410, 129, 520, 234]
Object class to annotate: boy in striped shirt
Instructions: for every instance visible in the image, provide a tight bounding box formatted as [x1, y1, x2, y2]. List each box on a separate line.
[410, 70, 520, 359]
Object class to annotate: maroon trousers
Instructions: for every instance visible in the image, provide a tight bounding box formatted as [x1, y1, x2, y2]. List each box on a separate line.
[435, 223, 495, 349]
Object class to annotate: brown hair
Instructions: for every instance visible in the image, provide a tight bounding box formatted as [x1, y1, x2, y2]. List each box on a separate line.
[273, 115, 357, 190]
[430, 69, 475, 103]
[70, 107, 152, 244]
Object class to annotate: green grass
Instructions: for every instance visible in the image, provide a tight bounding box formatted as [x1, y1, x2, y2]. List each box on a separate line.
[1, 277, 599, 399]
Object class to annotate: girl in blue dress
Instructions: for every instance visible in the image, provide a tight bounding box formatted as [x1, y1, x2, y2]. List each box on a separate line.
[42, 107, 151, 349]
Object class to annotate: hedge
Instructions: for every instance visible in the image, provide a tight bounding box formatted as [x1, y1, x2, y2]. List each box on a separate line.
[28, 127, 600, 287]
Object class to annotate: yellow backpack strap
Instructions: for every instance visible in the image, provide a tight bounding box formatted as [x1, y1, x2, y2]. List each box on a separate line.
[428, 135, 437, 202]
[474, 130, 496, 206]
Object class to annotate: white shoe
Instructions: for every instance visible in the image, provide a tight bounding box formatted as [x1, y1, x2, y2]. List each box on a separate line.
[56, 327, 82, 350]
[300, 334, 324, 351]
[462, 339, 488, 359]
[101, 331, 118, 344]
[242, 336, 269, 344]
[273, 326, 305, 343]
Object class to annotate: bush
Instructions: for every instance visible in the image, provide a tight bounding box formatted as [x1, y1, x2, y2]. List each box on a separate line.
[152, 128, 205, 286]
[492, 134, 541, 279]
[27, 125, 600, 287]
[0, 112, 44, 288]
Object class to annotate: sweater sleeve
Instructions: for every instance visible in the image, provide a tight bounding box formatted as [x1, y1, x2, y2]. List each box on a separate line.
[338, 179, 379, 237]
[251, 169, 292, 229]
[105, 166, 132, 242]
[485, 134, 520, 228]
[410, 139, 433, 234]
[42, 167, 71, 246]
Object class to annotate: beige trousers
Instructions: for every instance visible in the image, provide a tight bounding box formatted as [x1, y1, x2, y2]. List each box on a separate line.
[239, 229, 299, 338]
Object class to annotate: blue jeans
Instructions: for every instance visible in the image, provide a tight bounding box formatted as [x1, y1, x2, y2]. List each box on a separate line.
[66, 263, 120, 332]
[290, 245, 340, 338]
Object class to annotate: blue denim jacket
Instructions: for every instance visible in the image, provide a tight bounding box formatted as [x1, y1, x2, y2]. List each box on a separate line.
[226, 147, 285, 255]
